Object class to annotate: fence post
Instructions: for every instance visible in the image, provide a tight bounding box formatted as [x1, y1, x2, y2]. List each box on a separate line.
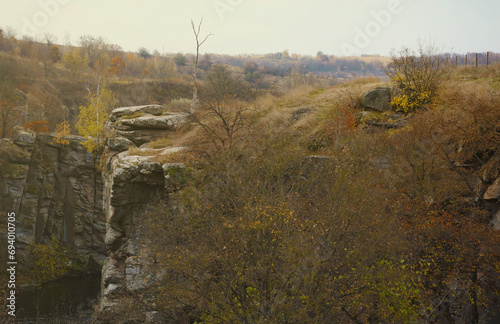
[465, 55, 467, 66]
[487, 52, 489, 66]
[456, 56, 458, 66]
[476, 53, 478, 68]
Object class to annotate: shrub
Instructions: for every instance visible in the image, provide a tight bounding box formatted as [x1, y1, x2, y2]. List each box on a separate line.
[0, 141, 30, 179]
[31, 236, 69, 282]
[169, 98, 191, 112]
[146, 127, 414, 323]
[385, 44, 447, 113]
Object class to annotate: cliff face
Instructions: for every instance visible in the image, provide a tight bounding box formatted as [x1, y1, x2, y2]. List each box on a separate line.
[96, 105, 189, 322]
[0, 127, 106, 271]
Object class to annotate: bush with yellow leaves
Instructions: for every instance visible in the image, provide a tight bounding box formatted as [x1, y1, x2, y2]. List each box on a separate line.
[385, 43, 447, 113]
[31, 236, 69, 282]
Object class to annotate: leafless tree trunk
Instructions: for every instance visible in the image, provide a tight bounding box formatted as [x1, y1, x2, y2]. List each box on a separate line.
[190, 18, 213, 114]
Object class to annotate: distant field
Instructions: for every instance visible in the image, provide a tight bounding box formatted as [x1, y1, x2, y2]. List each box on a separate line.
[352, 56, 392, 64]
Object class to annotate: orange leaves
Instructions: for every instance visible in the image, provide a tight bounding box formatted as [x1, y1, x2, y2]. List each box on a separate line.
[320, 103, 358, 145]
[108, 56, 126, 75]
[23, 120, 49, 134]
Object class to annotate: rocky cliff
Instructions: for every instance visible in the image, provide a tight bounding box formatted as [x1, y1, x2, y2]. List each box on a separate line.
[0, 127, 106, 273]
[96, 105, 189, 322]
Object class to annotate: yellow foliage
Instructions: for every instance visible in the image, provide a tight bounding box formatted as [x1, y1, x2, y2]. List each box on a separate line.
[390, 73, 432, 113]
[52, 120, 71, 146]
[76, 87, 117, 155]
[31, 236, 69, 282]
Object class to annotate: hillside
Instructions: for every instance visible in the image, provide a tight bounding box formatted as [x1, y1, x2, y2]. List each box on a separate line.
[93, 61, 500, 323]
[1, 34, 500, 323]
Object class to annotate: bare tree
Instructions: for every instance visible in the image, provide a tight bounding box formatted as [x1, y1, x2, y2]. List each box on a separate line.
[190, 18, 213, 114]
[44, 33, 57, 50]
[78, 35, 109, 69]
[4, 27, 17, 40]
[41, 33, 57, 78]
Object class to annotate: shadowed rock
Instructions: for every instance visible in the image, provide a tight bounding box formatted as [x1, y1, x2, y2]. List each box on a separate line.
[362, 87, 392, 112]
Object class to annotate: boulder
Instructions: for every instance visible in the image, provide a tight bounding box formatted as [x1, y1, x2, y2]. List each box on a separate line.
[120, 113, 188, 130]
[12, 127, 36, 147]
[107, 136, 136, 152]
[361, 87, 392, 112]
[111, 105, 164, 121]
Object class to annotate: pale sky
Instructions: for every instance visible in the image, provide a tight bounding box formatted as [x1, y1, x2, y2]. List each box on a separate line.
[1, 0, 498, 56]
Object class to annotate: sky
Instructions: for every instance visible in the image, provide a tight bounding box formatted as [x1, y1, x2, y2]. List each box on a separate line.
[0, 0, 499, 57]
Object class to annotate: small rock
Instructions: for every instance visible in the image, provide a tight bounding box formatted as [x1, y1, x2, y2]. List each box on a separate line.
[108, 136, 136, 152]
[483, 177, 500, 200]
[371, 157, 391, 169]
[290, 107, 311, 122]
[163, 163, 187, 193]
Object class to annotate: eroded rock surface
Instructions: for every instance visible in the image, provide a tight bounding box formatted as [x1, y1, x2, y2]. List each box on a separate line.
[96, 106, 189, 322]
[108, 105, 189, 146]
[0, 128, 106, 272]
[361, 87, 392, 112]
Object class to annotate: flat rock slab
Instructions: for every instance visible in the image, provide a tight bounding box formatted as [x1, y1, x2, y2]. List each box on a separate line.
[111, 105, 165, 120]
[121, 114, 188, 130]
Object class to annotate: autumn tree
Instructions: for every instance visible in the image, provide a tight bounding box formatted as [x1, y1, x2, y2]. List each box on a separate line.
[138, 47, 151, 59]
[0, 27, 6, 51]
[52, 120, 71, 146]
[198, 53, 212, 72]
[63, 47, 89, 77]
[109, 55, 126, 75]
[24, 120, 49, 134]
[49, 45, 61, 63]
[185, 64, 254, 153]
[26, 83, 64, 127]
[243, 62, 268, 92]
[243, 61, 258, 74]
[149, 54, 177, 83]
[0, 55, 22, 138]
[79, 35, 109, 69]
[174, 53, 186, 66]
[76, 86, 117, 155]
[316, 51, 329, 62]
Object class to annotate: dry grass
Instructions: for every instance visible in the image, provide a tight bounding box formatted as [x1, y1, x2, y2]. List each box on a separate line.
[447, 62, 500, 82]
[128, 147, 161, 157]
[148, 137, 172, 149]
[347, 76, 382, 86]
[352, 56, 392, 65]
